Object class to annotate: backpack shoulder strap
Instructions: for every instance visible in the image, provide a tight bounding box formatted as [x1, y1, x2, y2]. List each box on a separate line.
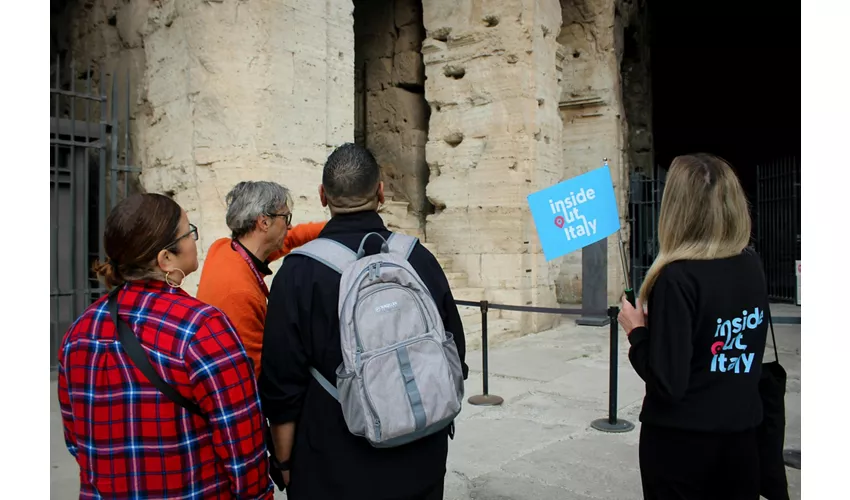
[387, 232, 418, 261]
[309, 367, 340, 401]
[108, 289, 205, 418]
[289, 238, 357, 274]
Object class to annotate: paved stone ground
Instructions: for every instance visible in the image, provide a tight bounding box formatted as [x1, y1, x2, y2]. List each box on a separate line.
[50, 306, 801, 500]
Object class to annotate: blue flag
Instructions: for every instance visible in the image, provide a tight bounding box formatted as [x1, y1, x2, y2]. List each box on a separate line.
[527, 164, 621, 261]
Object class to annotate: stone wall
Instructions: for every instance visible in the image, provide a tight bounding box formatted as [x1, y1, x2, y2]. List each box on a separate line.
[59, 0, 646, 322]
[354, 0, 430, 219]
[65, 0, 355, 295]
[552, 0, 639, 304]
[422, 0, 564, 333]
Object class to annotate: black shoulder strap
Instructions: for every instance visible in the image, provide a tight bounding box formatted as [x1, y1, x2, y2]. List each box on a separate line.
[748, 246, 780, 363]
[767, 306, 779, 363]
[108, 289, 205, 418]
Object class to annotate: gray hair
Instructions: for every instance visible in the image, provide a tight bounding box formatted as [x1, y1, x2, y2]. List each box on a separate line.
[225, 181, 293, 238]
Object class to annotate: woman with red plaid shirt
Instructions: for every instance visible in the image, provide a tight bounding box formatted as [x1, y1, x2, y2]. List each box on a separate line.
[57, 193, 273, 499]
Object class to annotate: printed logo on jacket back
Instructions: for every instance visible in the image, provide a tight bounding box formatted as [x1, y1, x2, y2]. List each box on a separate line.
[710, 307, 764, 374]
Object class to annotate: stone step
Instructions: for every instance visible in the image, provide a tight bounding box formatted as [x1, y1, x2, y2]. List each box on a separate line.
[451, 287, 485, 302]
[437, 255, 453, 269]
[456, 304, 483, 327]
[445, 271, 468, 289]
[463, 318, 522, 351]
[378, 199, 422, 238]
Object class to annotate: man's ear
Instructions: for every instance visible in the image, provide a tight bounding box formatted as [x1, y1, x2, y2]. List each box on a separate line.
[256, 214, 271, 233]
[319, 184, 328, 207]
[377, 181, 385, 205]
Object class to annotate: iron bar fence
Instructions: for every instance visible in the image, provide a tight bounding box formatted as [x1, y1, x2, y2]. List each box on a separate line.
[755, 156, 800, 303]
[628, 165, 666, 295]
[50, 57, 139, 371]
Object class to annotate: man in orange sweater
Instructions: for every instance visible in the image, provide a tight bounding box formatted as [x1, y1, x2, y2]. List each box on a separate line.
[196, 181, 325, 377]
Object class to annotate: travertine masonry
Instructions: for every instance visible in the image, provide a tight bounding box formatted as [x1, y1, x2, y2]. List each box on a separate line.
[60, 0, 643, 340]
[355, 0, 430, 218]
[69, 0, 355, 294]
[552, 0, 632, 304]
[422, 0, 564, 333]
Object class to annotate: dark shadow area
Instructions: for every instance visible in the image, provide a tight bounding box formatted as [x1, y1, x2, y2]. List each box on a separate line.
[629, 0, 801, 300]
[649, 0, 800, 203]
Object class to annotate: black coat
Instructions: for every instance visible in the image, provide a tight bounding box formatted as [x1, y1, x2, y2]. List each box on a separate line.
[259, 210, 468, 500]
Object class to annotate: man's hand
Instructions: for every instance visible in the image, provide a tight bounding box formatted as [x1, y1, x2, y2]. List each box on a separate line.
[270, 421, 296, 488]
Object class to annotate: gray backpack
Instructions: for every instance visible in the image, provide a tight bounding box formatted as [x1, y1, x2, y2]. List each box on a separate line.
[289, 232, 464, 448]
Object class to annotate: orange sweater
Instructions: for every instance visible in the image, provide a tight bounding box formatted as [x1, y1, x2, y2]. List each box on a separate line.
[196, 222, 325, 377]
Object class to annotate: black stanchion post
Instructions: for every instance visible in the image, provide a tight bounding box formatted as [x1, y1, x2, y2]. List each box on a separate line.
[591, 305, 635, 433]
[468, 300, 504, 406]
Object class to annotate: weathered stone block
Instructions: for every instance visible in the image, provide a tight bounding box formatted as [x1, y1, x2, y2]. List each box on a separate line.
[527, 285, 559, 332]
[462, 207, 528, 254]
[395, 23, 425, 53]
[392, 50, 425, 87]
[480, 254, 533, 289]
[394, 0, 423, 28]
[391, 87, 429, 131]
[555, 249, 583, 303]
[366, 130, 403, 178]
[426, 167, 468, 209]
[116, 0, 150, 48]
[358, 33, 395, 59]
[425, 207, 473, 254]
[487, 288, 528, 322]
[366, 57, 393, 91]
[466, 167, 530, 207]
[421, 1, 470, 33]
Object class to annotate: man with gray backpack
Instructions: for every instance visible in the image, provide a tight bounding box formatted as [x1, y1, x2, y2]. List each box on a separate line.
[259, 143, 468, 500]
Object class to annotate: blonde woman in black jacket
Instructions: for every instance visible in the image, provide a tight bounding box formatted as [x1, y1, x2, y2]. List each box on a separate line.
[618, 153, 768, 500]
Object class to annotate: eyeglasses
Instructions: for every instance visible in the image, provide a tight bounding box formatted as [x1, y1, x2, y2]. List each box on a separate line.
[165, 223, 198, 251]
[266, 212, 293, 226]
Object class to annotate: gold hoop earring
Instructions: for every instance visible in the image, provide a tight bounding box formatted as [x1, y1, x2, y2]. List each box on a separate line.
[165, 269, 186, 288]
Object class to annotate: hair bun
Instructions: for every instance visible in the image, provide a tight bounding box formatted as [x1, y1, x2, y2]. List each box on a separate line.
[92, 259, 125, 289]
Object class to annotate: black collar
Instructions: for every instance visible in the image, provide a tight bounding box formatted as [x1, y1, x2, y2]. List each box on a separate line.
[319, 211, 387, 238]
[233, 238, 273, 276]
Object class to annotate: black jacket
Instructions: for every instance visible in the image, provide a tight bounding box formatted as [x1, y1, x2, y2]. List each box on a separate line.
[628, 250, 769, 433]
[259, 210, 468, 500]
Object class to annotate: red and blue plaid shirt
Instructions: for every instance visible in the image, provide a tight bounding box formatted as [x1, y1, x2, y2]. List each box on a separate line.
[57, 279, 274, 499]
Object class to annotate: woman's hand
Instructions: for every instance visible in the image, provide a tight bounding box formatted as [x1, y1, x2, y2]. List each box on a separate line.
[618, 295, 646, 335]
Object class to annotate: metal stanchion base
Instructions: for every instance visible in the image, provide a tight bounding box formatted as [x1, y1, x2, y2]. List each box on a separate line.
[575, 316, 611, 327]
[468, 394, 504, 406]
[783, 448, 800, 470]
[590, 418, 635, 433]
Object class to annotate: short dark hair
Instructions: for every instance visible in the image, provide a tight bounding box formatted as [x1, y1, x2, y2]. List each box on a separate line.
[92, 193, 183, 288]
[322, 143, 381, 207]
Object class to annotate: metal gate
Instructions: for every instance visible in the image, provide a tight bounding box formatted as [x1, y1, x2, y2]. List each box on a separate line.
[755, 157, 801, 302]
[50, 58, 138, 370]
[628, 165, 667, 295]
